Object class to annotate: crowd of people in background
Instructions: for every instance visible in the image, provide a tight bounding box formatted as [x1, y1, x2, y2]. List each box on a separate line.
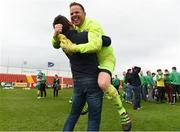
[112, 66, 180, 110]
[34, 66, 180, 130]
[36, 66, 180, 106]
[35, 66, 180, 107]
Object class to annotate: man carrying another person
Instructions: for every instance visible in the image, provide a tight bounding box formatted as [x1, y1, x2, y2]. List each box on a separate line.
[52, 2, 131, 131]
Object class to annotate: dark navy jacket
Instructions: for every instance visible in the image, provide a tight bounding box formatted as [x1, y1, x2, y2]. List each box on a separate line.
[64, 30, 98, 79]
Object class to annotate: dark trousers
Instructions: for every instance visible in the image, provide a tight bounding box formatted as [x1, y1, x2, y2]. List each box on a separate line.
[172, 84, 180, 103]
[165, 84, 173, 103]
[53, 87, 59, 97]
[141, 85, 147, 101]
[130, 85, 141, 109]
[40, 83, 46, 97]
[63, 77, 103, 131]
[157, 87, 164, 103]
[126, 85, 133, 102]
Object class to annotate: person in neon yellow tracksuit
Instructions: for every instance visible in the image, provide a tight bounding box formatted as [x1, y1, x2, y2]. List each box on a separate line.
[53, 2, 131, 131]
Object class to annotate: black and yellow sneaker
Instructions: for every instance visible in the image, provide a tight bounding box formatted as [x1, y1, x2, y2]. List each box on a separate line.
[81, 103, 88, 115]
[69, 97, 73, 104]
[121, 112, 132, 131]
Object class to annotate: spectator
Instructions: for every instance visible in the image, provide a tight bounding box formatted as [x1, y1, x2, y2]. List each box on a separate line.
[169, 67, 180, 104]
[53, 74, 60, 97]
[125, 69, 133, 104]
[41, 73, 47, 97]
[156, 69, 165, 103]
[146, 70, 155, 101]
[36, 70, 43, 99]
[164, 69, 173, 104]
[112, 75, 120, 94]
[140, 71, 147, 101]
[129, 66, 141, 110]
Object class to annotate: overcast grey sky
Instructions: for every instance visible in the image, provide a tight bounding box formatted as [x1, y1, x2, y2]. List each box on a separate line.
[0, 0, 180, 75]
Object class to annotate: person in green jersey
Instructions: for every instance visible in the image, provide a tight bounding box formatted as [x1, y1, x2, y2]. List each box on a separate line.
[140, 71, 147, 101]
[41, 73, 47, 97]
[36, 70, 43, 99]
[146, 70, 155, 101]
[169, 67, 180, 104]
[112, 75, 121, 94]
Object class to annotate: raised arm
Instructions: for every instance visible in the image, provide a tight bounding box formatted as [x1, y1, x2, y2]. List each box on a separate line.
[51, 24, 62, 49]
[52, 36, 60, 49]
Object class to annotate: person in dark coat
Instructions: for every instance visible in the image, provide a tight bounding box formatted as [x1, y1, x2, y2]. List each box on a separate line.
[53, 74, 60, 97]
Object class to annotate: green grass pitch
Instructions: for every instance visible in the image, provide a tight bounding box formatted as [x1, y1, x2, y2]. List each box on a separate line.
[0, 88, 180, 131]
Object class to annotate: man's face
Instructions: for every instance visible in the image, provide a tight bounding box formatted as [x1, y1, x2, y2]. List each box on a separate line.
[165, 71, 169, 74]
[70, 5, 86, 26]
[158, 71, 162, 75]
[123, 71, 126, 76]
[140, 71, 143, 75]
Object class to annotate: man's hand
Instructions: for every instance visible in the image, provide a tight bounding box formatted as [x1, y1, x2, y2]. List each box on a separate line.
[58, 34, 76, 55]
[53, 24, 63, 37]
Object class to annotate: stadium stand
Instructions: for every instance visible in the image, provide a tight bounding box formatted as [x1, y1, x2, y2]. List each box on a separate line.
[46, 76, 55, 85]
[31, 75, 55, 85]
[63, 77, 73, 86]
[0, 73, 73, 88]
[0, 73, 27, 83]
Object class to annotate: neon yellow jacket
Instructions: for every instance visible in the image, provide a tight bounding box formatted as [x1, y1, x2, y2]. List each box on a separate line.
[74, 18, 116, 73]
[156, 74, 165, 87]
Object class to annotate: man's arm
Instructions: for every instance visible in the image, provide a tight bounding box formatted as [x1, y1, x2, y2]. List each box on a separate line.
[156, 75, 162, 81]
[52, 24, 62, 49]
[59, 32, 111, 54]
[52, 36, 60, 49]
